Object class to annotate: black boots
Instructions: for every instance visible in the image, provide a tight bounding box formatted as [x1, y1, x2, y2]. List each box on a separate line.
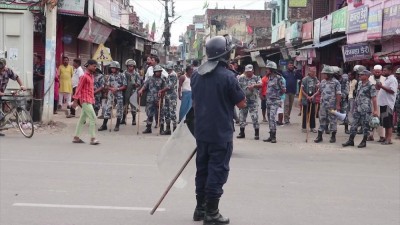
[263, 131, 276, 143]
[114, 118, 121, 131]
[161, 124, 172, 135]
[131, 112, 136, 125]
[254, 128, 259, 140]
[120, 114, 127, 125]
[329, 132, 336, 143]
[142, 124, 152, 133]
[193, 195, 205, 221]
[358, 135, 368, 148]
[236, 128, 245, 138]
[314, 130, 323, 143]
[344, 124, 349, 134]
[203, 199, 230, 225]
[342, 134, 355, 147]
[98, 119, 108, 131]
[159, 124, 165, 135]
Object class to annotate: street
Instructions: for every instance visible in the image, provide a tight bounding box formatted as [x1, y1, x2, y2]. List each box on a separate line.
[1, 107, 399, 225]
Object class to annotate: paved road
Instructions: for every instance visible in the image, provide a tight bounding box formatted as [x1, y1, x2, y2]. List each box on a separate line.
[1, 107, 399, 225]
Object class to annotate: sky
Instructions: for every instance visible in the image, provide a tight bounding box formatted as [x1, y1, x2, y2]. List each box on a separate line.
[130, 0, 267, 45]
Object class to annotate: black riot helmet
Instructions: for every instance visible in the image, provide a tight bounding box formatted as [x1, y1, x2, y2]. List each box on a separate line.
[206, 35, 235, 61]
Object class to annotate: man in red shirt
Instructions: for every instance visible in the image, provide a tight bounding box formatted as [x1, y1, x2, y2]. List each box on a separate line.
[260, 74, 269, 122]
[71, 59, 100, 145]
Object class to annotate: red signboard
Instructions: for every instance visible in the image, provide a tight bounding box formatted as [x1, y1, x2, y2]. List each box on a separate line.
[302, 21, 313, 43]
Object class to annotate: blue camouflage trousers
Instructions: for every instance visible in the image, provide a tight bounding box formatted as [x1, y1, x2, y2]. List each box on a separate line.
[104, 93, 123, 119]
[162, 94, 177, 126]
[266, 101, 280, 132]
[146, 99, 164, 125]
[318, 104, 337, 132]
[350, 112, 370, 136]
[239, 103, 259, 129]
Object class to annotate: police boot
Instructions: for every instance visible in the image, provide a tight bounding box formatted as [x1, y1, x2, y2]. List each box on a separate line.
[263, 132, 272, 142]
[163, 123, 172, 135]
[193, 195, 205, 221]
[344, 124, 350, 134]
[314, 131, 323, 143]
[203, 199, 230, 225]
[98, 119, 108, 131]
[159, 124, 165, 135]
[131, 112, 136, 125]
[254, 128, 259, 140]
[342, 134, 355, 147]
[142, 124, 152, 134]
[270, 131, 277, 143]
[329, 132, 337, 143]
[120, 114, 127, 125]
[236, 128, 245, 138]
[114, 119, 121, 132]
[357, 135, 368, 148]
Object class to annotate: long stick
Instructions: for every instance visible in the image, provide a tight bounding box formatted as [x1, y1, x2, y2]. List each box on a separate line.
[109, 94, 114, 132]
[137, 94, 141, 135]
[157, 96, 163, 136]
[306, 103, 312, 142]
[150, 148, 197, 215]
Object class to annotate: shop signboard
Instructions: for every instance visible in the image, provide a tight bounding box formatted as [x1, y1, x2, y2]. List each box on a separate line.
[94, 0, 112, 24]
[320, 14, 332, 37]
[367, 6, 382, 40]
[382, 4, 400, 37]
[347, 5, 369, 34]
[78, 19, 112, 44]
[332, 7, 347, 33]
[342, 43, 371, 62]
[289, 0, 307, 7]
[302, 21, 313, 43]
[135, 38, 144, 52]
[58, 0, 85, 15]
[314, 18, 321, 44]
[110, 1, 121, 27]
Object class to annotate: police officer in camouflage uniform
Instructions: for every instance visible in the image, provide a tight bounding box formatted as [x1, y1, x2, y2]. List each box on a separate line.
[160, 64, 178, 135]
[98, 61, 127, 132]
[121, 59, 141, 125]
[93, 63, 104, 116]
[333, 66, 350, 133]
[263, 61, 286, 143]
[138, 65, 167, 134]
[342, 69, 378, 148]
[313, 65, 341, 143]
[236, 64, 262, 140]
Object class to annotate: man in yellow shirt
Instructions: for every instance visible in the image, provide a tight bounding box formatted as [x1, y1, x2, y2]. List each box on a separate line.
[58, 56, 73, 110]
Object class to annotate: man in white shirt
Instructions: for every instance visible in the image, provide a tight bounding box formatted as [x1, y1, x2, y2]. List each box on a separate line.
[367, 65, 386, 141]
[68, 58, 84, 118]
[376, 65, 398, 145]
[144, 55, 168, 82]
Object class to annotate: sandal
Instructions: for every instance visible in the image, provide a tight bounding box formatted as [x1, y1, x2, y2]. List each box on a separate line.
[90, 140, 100, 145]
[72, 138, 85, 143]
[381, 141, 393, 145]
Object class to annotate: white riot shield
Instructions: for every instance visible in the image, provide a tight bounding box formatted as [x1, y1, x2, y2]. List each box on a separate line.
[157, 119, 196, 189]
[129, 91, 139, 109]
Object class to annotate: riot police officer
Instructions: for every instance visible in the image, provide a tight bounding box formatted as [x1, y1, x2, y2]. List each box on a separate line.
[121, 59, 141, 125]
[191, 35, 246, 225]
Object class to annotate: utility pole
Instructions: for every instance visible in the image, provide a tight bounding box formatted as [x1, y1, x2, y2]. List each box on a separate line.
[42, 3, 57, 123]
[164, 0, 170, 62]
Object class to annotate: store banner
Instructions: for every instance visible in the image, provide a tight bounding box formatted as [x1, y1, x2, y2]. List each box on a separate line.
[285, 25, 292, 47]
[314, 18, 321, 44]
[332, 7, 347, 33]
[78, 19, 112, 44]
[342, 43, 371, 62]
[58, 0, 85, 15]
[302, 21, 313, 43]
[367, 6, 383, 40]
[135, 38, 144, 52]
[290, 22, 301, 39]
[110, 1, 121, 27]
[320, 14, 332, 37]
[382, 4, 400, 37]
[88, 0, 94, 18]
[289, 0, 307, 7]
[94, 0, 112, 24]
[347, 5, 369, 34]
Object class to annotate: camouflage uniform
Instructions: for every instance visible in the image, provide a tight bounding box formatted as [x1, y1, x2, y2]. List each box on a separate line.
[349, 81, 376, 136]
[266, 73, 285, 132]
[124, 70, 142, 113]
[340, 75, 349, 114]
[93, 73, 105, 115]
[238, 75, 261, 129]
[143, 76, 167, 125]
[104, 72, 127, 119]
[318, 78, 341, 132]
[163, 71, 178, 127]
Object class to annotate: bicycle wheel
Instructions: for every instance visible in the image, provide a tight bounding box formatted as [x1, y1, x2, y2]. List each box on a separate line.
[16, 108, 34, 138]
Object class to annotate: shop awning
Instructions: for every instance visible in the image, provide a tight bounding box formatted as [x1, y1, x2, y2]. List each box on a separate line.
[373, 51, 400, 64]
[298, 36, 346, 50]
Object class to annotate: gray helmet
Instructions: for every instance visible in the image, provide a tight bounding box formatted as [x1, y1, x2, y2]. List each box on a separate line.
[205, 35, 235, 61]
[153, 65, 163, 72]
[396, 68, 400, 74]
[0, 58, 6, 68]
[321, 65, 334, 74]
[109, 61, 118, 68]
[165, 63, 174, 70]
[353, 65, 367, 73]
[125, 59, 136, 66]
[332, 66, 343, 75]
[265, 60, 277, 70]
[369, 116, 380, 129]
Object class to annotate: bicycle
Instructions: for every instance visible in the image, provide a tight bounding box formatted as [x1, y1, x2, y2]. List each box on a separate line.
[0, 91, 34, 138]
